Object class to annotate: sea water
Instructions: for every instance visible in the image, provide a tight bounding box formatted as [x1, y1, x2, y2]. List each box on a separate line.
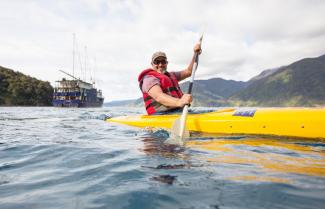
[0, 107, 324, 209]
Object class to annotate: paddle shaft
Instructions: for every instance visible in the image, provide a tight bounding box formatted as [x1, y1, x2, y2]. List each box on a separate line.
[186, 34, 202, 94]
[187, 52, 200, 94]
[178, 36, 203, 139]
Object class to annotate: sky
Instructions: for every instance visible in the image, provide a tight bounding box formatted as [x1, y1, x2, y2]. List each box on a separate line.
[1, 0, 325, 102]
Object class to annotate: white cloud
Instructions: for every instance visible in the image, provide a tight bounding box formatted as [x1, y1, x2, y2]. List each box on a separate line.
[1, 0, 325, 101]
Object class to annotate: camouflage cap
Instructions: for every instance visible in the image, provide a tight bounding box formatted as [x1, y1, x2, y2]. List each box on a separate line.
[151, 51, 167, 62]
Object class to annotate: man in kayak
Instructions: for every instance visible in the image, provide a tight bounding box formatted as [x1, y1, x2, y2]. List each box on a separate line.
[138, 43, 202, 115]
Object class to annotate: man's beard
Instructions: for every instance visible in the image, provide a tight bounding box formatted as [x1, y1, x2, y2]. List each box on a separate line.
[156, 67, 167, 73]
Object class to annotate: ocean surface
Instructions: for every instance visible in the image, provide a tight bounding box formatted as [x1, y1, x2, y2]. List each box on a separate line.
[0, 107, 324, 209]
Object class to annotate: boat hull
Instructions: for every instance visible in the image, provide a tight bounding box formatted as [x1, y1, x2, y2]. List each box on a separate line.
[52, 99, 103, 108]
[107, 108, 325, 139]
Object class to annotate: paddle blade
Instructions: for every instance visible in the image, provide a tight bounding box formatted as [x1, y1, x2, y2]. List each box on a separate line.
[164, 117, 190, 145]
[171, 117, 190, 138]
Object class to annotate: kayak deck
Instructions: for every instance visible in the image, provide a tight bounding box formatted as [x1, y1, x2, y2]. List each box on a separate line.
[107, 108, 325, 139]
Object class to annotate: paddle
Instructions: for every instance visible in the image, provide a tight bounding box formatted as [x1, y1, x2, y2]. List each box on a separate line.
[166, 35, 203, 145]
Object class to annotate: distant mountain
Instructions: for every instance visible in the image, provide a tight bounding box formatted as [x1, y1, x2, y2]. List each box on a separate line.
[230, 54, 325, 106]
[0, 66, 53, 106]
[247, 67, 280, 84]
[105, 98, 142, 107]
[180, 78, 248, 106]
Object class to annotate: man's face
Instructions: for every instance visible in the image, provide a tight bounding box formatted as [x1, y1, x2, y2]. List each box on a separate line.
[152, 57, 168, 73]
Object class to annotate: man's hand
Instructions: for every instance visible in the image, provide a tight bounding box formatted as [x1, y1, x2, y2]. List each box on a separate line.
[194, 43, 202, 54]
[177, 94, 192, 107]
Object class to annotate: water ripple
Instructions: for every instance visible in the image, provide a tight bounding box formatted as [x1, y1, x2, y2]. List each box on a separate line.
[0, 107, 324, 209]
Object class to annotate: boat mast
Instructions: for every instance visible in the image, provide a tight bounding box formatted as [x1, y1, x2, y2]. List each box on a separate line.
[93, 57, 96, 85]
[84, 46, 87, 82]
[73, 33, 76, 78]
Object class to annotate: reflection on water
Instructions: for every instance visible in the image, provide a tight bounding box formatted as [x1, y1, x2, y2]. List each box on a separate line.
[186, 136, 325, 182]
[139, 129, 188, 159]
[138, 129, 325, 186]
[138, 129, 191, 185]
[150, 175, 177, 185]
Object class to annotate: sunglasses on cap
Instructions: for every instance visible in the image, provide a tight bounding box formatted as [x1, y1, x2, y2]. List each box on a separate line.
[153, 59, 168, 65]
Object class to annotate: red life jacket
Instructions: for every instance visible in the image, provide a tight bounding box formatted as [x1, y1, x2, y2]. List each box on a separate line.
[138, 68, 183, 115]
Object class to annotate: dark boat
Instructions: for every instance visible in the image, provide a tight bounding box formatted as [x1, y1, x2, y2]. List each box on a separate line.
[52, 70, 104, 107]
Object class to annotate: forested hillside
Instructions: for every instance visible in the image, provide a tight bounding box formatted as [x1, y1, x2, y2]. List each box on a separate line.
[230, 54, 325, 106]
[0, 66, 53, 106]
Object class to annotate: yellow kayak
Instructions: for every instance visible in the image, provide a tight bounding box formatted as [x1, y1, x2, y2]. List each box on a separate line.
[107, 108, 325, 139]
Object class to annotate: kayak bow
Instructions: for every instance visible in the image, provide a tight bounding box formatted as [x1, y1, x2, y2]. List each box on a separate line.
[107, 108, 325, 139]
